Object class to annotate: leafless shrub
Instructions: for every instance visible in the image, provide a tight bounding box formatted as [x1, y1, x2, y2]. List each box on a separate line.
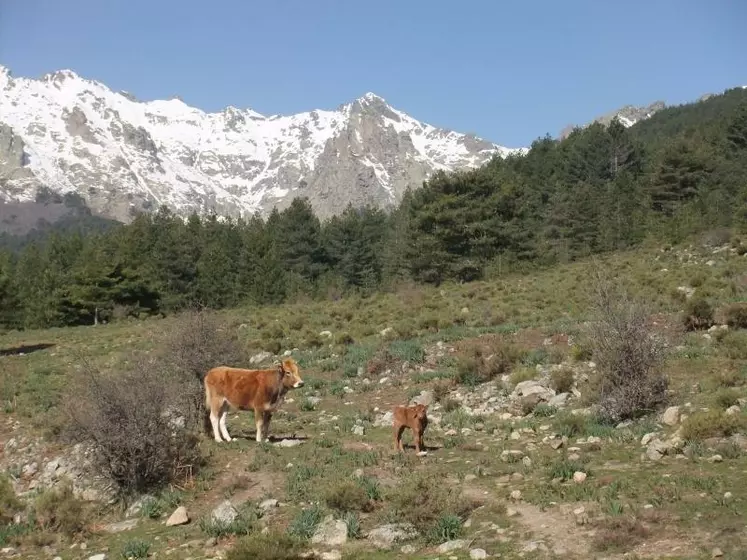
[63, 355, 202, 495]
[161, 307, 246, 429]
[588, 268, 668, 422]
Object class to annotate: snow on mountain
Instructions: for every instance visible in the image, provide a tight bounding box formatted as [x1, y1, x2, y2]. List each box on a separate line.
[0, 65, 525, 222]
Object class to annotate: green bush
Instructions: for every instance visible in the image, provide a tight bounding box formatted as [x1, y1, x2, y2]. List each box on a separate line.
[682, 297, 714, 331]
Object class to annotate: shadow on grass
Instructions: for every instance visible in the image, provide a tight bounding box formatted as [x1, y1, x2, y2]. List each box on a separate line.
[0, 342, 55, 357]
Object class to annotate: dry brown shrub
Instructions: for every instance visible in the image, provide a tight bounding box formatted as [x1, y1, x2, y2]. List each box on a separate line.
[63, 355, 203, 496]
[588, 269, 668, 422]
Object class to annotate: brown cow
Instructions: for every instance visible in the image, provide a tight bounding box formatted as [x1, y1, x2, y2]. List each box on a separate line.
[393, 403, 429, 453]
[204, 358, 304, 443]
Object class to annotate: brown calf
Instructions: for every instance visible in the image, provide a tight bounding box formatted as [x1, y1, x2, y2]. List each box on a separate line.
[204, 358, 304, 443]
[393, 403, 429, 453]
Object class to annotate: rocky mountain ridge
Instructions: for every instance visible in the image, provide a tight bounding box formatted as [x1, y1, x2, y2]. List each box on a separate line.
[0, 65, 525, 223]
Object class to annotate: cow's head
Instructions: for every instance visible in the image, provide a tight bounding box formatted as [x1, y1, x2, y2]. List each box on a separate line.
[412, 403, 428, 424]
[277, 358, 304, 389]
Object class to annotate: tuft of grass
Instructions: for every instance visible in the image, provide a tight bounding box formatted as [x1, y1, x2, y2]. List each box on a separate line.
[680, 410, 743, 441]
[427, 514, 462, 544]
[386, 473, 474, 536]
[121, 539, 150, 559]
[343, 511, 361, 539]
[323, 480, 372, 513]
[288, 505, 324, 540]
[592, 516, 649, 552]
[33, 482, 87, 537]
[550, 367, 574, 393]
[227, 531, 304, 560]
[198, 504, 260, 538]
[388, 340, 426, 363]
[723, 302, 747, 329]
[682, 297, 714, 331]
[547, 458, 589, 482]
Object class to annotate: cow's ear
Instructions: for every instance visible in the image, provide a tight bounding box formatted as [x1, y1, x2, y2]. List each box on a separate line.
[276, 363, 285, 374]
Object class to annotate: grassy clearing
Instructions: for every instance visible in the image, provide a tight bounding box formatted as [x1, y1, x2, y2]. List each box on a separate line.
[1, 240, 746, 558]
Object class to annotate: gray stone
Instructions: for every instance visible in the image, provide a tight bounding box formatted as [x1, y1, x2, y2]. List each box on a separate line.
[437, 539, 468, 553]
[311, 515, 348, 547]
[88, 555, 107, 560]
[366, 523, 418, 548]
[166, 506, 189, 526]
[470, 548, 488, 559]
[260, 499, 279, 511]
[661, 406, 680, 426]
[409, 390, 434, 407]
[102, 519, 138, 533]
[210, 500, 238, 525]
[249, 351, 273, 365]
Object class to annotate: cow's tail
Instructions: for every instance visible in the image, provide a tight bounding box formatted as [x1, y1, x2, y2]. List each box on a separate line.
[202, 374, 213, 436]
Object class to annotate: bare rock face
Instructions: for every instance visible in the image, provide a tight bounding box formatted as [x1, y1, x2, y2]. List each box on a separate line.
[0, 65, 524, 223]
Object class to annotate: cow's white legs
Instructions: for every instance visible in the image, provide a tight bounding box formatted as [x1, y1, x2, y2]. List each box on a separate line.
[219, 403, 232, 442]
[255, 410, 265, 443]
[261, 411, 272, 442]
[209, 410, 223, 443]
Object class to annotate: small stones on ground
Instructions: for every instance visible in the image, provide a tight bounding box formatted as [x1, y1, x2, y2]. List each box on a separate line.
[366, 524, 418, 549]
[166, 506, 189, 527]
[351, 425, 365, 436]
[319, 551, 342, 560]
[506, 507, 519, 517]
[522, 456, 532, 468]
[661, 406, 681, 426]
[102, 519, 138, 533]
[641, 432, 657, 446]
[712, 548, 724, 558]
[573, 471, 587, 483]
[708, 454, 723, 463]
[260, 498, 279, 511]
[470, 548, 488, 559]
[723, 492, 733, 500]
[436, 540, 468, 553]
[211, 500, 238, 524]
[725, 405, 740, 416]
[510, 490, 522, 501]
[88, 555, 106, 560]
[311, 515, 348, 547]
[573, 506, 588, 525]
[275, 438, 304, 447]
[400, 545, 418, 554]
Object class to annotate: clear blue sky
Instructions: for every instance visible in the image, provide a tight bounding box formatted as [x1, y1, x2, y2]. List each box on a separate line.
[1, 0, 744, 147]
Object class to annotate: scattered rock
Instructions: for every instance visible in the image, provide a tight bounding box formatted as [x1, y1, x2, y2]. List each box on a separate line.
[400, 544, 418, 554]
[437, 540, 468, 553]
[311, 515, 348, 547]
[646, 439, 672, 461]
[352, 425, 365, 436]
[548, 393, 570, 407]
[641, 432, 657, 446]
[166, 506, 189, 527]
[88, 555, 106, 560]
[661, 406, 680, 426]
[725, 405, 740, 416]
[708, 454, 723, 463]
[550, 439, 564, 450]
[712, 548, 723, 558]
[470, 548, 488, 559]
[211, 500, 238, 525]
[103, 519, 138, 533]
[573, 471, 587, 483]
[249, 351, 273, 365]
[510, 490, 522, 501]
[260, 499, 279, 511]
[573, 506, 588, 525]
[723, 492, 733, 500]
[366, 524, 418, 549]
[409, 390, 434, 407]
[374, 411, 394, 428]
[125, 495, 156, 518]
[319, 331, 333, 338]
[512, 380, 555, 403]
[274, 439, 304, 448]
[320, 552, 342, 560]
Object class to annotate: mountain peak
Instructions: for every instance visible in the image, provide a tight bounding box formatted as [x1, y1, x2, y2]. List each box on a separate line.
[0, 64, 522, 223]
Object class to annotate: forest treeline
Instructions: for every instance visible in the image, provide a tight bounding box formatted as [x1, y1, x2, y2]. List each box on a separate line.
[1, 87, 746, 329]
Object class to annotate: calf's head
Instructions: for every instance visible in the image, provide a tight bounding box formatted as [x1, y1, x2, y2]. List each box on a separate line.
[277, 358, 304, 389]
[411, 403, 428, 424]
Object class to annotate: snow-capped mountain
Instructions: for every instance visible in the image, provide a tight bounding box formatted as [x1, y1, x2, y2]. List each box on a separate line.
[0, 65, 525, 222]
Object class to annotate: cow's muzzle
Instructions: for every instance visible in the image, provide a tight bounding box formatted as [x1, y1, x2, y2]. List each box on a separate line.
[294, 380, 305, 388]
